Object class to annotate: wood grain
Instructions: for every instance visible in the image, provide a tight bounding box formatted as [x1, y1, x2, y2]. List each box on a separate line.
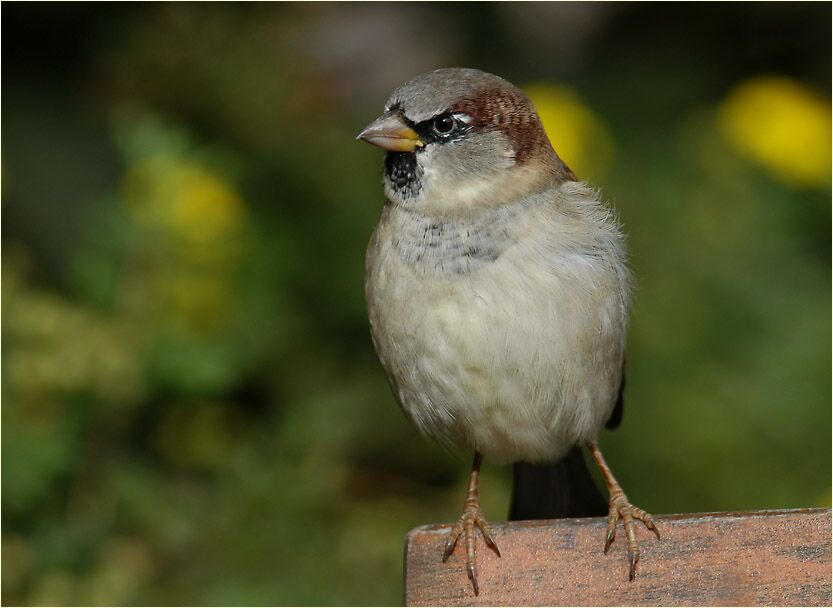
[404, 508, 831, 606]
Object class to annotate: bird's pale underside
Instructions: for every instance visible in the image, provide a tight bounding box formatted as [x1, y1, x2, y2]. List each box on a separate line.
[359, 67, 658, 595]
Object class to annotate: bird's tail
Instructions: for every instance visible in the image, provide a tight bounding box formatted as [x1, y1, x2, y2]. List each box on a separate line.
[509, 447, 608, 520]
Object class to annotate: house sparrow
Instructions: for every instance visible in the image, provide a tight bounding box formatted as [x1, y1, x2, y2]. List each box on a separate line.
[358, 67, 659, 595]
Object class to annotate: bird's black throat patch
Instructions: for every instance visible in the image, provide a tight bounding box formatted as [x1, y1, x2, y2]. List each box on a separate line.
[384, 152, 422, 198]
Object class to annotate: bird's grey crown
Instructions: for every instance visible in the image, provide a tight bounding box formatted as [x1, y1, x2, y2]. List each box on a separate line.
[386, 68, 518, 123]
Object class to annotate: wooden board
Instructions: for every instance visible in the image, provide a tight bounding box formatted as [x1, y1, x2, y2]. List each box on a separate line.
[404, 508, 831, 606]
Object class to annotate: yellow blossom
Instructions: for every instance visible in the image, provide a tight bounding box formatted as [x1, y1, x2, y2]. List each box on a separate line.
[718, 75, 831, 188]
[524, 83, 613, 179]
[120, 156, 247, 335]
[122, 158, 245, 244]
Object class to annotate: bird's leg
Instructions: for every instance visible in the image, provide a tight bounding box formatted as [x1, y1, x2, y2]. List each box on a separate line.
[442, 451, 500, 595]
[587, 441, 660, 581]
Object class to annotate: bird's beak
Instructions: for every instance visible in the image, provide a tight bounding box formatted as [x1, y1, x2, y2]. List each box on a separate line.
[357, 111, 423, 152]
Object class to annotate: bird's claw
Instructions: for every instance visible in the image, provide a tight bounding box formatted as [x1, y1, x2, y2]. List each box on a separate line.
[604, 491, 659, 581]
[628, 551, 639, 582]
[442, 501, 500, 595]
[604, 528, 616, 554]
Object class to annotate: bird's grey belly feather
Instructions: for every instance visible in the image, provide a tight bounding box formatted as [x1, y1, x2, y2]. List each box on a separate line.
[365, 185, 628, 464]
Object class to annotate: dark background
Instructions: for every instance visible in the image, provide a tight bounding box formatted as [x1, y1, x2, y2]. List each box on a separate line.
[3, 2, 830, 605]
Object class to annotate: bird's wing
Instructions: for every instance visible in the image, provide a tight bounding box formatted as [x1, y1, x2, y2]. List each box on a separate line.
[605, 360, 625, 430]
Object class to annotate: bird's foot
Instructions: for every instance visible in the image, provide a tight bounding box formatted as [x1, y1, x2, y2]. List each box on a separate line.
[442, 499, 501, 595]
[603, 489, 660, 581]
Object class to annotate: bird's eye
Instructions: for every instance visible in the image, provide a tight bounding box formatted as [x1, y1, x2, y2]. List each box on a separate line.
[432, 115, 456, 136]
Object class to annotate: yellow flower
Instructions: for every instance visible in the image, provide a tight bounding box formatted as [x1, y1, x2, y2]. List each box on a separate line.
[122, 158, 245, 244]
[120, 157, 247, 335]
[524, 83, 613, 179]
[170, 166, 245, 243]
[718, 75, 831, 188]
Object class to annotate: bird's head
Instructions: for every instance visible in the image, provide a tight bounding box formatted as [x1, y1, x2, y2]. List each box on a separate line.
[358, 68, 576, 217]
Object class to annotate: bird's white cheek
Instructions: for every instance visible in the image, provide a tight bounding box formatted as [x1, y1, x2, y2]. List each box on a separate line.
[424, 168, 508, 210]
[417, 156, 551, 218]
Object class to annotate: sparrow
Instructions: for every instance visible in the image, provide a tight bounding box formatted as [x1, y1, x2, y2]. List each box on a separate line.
[358, 67, 659, 595]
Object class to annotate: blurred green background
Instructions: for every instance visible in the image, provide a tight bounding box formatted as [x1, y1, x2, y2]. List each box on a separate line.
[2, 3, 830, 605]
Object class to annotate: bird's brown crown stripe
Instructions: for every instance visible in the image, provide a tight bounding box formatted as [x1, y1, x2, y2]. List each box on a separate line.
[450, 86, 552, 165]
